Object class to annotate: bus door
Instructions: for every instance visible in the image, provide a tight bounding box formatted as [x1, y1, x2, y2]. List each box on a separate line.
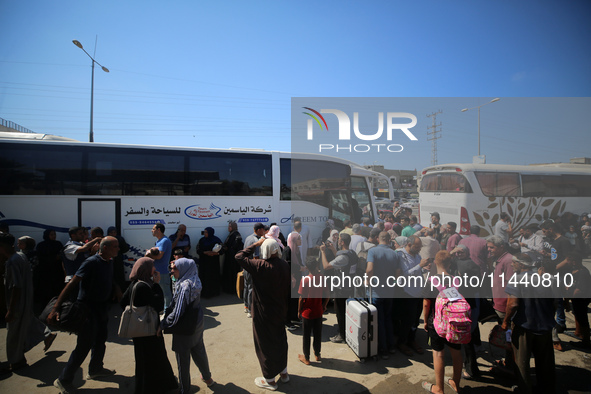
[78, 199, 121, 234]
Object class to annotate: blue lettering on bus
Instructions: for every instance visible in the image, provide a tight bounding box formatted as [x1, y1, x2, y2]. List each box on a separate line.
[238, 218, 270, 223]
[129, 219, 165, 225]
[281, 215, 294, 224]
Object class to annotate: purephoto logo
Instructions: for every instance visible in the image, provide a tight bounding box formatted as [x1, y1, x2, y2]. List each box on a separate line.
[302, 106, 419, 154]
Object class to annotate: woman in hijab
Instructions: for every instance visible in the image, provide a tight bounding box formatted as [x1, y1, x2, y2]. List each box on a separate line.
[196, 227, 223, 298]
[120, 257, 178, 394]
[265, 225, 285, 249]
[394, 236, 409, 251]
[284, 231, 304, 329]
[384, 221, 393, 232]
[321, 219, 336, 245]
[160, 257, 214, 393]
[235, 238, 291, 391]
[326, 229, 340, 250]
[36, 229, 64, 302]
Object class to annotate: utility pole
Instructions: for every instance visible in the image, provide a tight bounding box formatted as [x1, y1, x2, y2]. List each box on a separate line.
[427, 111, 442, 165]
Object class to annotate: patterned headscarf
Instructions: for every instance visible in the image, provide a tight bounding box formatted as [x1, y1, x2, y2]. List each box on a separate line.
[173, 257, 201, 303]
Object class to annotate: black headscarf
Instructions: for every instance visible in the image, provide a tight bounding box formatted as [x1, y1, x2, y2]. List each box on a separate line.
[198, 227, 222, 251]
[36, 229, 63, 256]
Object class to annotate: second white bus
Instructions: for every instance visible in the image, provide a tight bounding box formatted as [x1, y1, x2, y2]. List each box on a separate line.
[418, 163, 591, 236]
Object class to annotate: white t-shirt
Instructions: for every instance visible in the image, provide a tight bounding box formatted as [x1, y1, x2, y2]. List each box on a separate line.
[494, 220, 510, 242]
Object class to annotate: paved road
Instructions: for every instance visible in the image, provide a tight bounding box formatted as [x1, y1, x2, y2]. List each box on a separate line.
[0, 292, 590, 393]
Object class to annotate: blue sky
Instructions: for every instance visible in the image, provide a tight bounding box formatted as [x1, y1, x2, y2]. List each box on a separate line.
[1, 1, 590, 171]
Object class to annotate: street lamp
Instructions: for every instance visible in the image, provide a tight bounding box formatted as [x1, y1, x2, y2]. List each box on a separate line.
[72, 39, 109, 143]
[461, 98, 500, 157]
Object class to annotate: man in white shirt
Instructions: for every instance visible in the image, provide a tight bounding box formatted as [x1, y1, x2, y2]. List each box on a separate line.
[494, 213, 513, 243]
[62, 226, 101, 283]
[349, 224, 367, 253]
[418, 228, 440, 260]
[518, 225, 543, 253]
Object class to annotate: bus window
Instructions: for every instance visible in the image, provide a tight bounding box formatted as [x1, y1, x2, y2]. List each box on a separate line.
[475, 172, 520, 197]
[562, 175, 591, 197]
[419, 173, 473, 193]
[88, 149, 185, 196]
[188, 152, 272, 196]
[522, 174, 591, 197]
[280, 158, 349, 202]
[0, 145, 84, 195]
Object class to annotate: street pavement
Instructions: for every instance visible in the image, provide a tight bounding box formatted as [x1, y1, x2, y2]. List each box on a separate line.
[0, 291, 590, 393]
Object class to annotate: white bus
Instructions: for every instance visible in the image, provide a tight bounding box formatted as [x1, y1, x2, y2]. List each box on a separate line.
[418, 163, 591, 236]
[0, 133, 390, 277]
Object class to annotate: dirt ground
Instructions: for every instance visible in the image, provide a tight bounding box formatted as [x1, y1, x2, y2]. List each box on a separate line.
[0, 292, 590, 394]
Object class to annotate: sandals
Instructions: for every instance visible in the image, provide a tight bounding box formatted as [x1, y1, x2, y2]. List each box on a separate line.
[462, 371, 476, 381]
[422, 381, 437, 393]
[565, 331, 583, 340]
[445, 376, 461, 393]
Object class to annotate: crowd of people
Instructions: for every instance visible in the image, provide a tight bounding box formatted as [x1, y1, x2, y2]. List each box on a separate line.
[0, 207, 590, 393]
[230, 210, 591, 394]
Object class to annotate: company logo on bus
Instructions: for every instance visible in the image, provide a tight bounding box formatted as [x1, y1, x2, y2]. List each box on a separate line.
[185, 203, 222, 220]
[303, 107, 418, 154]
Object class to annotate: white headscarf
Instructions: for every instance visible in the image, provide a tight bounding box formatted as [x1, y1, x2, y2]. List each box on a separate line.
[260, 239, 282, 260]
[326, 229, 339, 246]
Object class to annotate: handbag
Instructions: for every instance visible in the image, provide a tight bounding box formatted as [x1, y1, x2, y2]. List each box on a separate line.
[163, 298, 200, 335]
[39, 296, 90, 334]
[236, 271, 244, 299]
[118, 281, 159, 338]
[488, 324, 512, 350]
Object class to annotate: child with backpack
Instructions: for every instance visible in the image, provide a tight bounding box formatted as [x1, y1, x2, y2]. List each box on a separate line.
[421, 250, 469, 394]
[298, 256, 329, 365]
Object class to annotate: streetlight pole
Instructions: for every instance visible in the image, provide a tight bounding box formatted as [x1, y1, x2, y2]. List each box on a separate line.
[72, 39, 109, 143]
[461, 98, 500, 157]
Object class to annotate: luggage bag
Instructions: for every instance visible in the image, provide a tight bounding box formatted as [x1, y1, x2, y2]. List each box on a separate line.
[345, 297, 378, 361]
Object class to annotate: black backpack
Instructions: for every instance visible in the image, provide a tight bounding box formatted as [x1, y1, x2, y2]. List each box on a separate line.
[335, 249, 358, 278]
[355, 242, 375, 277]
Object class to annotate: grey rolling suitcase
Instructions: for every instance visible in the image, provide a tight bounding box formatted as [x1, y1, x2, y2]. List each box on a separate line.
[345, 294, 378, 361]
